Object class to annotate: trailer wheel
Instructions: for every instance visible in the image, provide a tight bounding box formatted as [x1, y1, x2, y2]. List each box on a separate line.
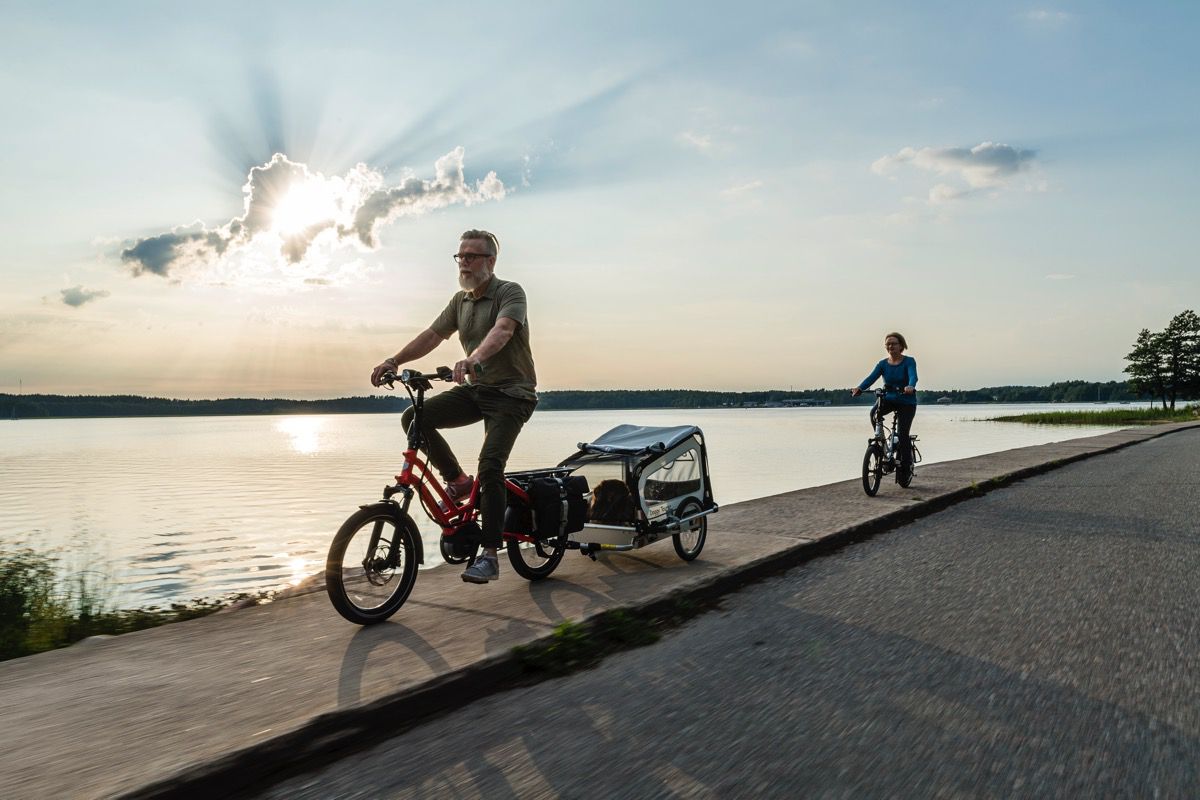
[672, 498, 707, 561]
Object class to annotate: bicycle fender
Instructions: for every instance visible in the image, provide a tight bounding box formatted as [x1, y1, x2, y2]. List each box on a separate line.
[359, 500, 425, 565]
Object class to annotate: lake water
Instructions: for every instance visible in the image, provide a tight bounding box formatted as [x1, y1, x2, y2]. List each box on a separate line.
[0, 404, 1132, 607]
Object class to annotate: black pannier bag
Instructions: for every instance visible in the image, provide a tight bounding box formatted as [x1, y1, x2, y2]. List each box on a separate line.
[503, 501, 533, 536]
[529, 475, 589, 538]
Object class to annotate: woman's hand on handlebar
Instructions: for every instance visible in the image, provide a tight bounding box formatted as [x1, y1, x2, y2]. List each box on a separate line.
[850, 387, 862, 397]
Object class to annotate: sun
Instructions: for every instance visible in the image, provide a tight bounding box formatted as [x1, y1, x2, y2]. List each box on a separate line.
[270, 179, 340, 236]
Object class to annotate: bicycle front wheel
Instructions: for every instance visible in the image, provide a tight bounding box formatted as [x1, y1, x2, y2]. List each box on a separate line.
[862, 444, 883, 496]
[326, 503, 420, 624]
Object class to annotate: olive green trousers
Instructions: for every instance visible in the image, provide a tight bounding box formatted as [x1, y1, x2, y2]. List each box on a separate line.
[400, 384, 536, 547]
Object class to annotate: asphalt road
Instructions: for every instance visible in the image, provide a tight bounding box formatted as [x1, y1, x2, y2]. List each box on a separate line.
[255, 428, 1200, 799]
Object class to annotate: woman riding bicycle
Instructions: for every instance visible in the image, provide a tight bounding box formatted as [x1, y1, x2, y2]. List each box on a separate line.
[852, 332, 918, 481]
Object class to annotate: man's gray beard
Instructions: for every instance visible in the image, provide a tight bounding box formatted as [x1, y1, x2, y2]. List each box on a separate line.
[459, 268, 492, 291]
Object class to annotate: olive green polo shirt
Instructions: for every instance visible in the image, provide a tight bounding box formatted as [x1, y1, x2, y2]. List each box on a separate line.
[430, 277, 538, 402]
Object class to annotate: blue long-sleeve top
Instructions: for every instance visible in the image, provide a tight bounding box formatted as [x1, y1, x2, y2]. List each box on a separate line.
[857, 356, 918, 405]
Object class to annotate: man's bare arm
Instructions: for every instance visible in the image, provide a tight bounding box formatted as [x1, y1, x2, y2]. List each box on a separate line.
[452, 317, 518, 384]
[371, 328, 448, 385]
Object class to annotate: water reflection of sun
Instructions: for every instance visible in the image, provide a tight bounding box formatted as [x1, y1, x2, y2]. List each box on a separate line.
[288, 556, 309, 587]
[276, 416, 322, 454]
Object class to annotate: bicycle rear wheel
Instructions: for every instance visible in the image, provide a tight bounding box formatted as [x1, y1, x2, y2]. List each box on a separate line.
[862, 444, 883, 496]
[507, 533, 566, 580]
[326, 503, 420, 624]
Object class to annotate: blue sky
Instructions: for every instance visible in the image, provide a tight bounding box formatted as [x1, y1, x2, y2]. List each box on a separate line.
[1, 1, 1196, 397]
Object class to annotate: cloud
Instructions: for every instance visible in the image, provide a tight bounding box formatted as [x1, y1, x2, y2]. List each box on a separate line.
[1045, 273, 1076, 280]
[929, 183, 967, 205]
[873, 141, 1040, 204]
[1024, 9, 1071, 26]
[60, 285, 111, 307]
[342, 148, 506, 248]
[721, 180, 764, 197]
[677, 131, 714, 152]
[120, 148, 504, 280]
[122, 227, 232, 277]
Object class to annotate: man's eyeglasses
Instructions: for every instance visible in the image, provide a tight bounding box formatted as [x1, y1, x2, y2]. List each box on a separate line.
[453, 253, 493, 265]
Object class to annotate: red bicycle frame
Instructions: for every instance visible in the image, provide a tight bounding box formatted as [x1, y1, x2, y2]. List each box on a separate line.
[395, 446, 539, 545]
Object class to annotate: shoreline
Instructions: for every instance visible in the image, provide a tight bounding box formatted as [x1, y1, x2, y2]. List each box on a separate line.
[4, 399, 1167, 422]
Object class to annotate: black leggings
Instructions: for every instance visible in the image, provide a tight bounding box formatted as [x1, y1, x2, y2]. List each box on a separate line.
[876, 400, 917, 466]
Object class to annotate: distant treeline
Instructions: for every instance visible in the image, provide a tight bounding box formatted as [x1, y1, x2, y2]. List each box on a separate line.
[1, 394, 409, 419]
[536, 381, 1141, 410]
[920, 380, 1141, 405]
[1, 380, 1145, 419]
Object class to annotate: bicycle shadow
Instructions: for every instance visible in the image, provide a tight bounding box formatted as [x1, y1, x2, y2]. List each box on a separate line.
[518, 574, 614, 621]
[582, 549, 718, 599]
[337, 622, 452, 709]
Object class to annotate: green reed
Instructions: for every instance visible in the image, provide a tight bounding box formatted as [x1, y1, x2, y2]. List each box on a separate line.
[0, 544, 228, 662]
[990, 405, 1198, 425]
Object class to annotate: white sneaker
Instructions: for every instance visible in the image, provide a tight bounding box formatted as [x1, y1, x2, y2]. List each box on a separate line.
[461, 555, 499, 584]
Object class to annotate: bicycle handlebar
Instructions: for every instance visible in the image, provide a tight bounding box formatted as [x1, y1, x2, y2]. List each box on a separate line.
[380, 366, 453, 388]
[405, 367, 454, 383]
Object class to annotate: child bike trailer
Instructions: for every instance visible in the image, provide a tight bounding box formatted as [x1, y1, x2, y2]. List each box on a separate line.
[558, 424, 718, 561]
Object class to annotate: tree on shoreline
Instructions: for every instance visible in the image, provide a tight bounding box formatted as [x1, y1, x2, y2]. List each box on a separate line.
[1124, 310, 1200, 411]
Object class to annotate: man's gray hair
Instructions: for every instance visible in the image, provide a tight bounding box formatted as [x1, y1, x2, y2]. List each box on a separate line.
[460, 229, 499, 257]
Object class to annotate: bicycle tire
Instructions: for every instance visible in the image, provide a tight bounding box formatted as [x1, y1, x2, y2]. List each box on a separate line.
[506, 532, 566, 580]
[326, 503, 420, 624]
[672, 497, 707, 561]
[862, 444, 883, 496]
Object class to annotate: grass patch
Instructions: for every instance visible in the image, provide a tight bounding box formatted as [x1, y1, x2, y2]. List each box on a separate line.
[512, 596, 706, 676]
[512, 620, 595, 675]
[1, 544, 241, 662]
[990, 406, 1198, 425]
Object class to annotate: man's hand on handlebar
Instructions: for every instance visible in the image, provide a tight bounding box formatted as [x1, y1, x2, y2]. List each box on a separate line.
[851, 387, 862, 397]
[371, 358, 398, 387]
[452, 356, 483, 385]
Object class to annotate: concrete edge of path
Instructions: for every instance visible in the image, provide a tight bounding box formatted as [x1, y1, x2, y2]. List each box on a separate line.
[121, 420, 1200, 800]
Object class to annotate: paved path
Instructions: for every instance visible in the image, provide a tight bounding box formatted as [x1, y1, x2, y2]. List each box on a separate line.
[0, 422, 1196, 799]
[259, 426, 1200, 799]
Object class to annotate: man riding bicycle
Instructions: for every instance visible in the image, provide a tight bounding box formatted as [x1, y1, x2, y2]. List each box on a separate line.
[370, 230, 537, 584]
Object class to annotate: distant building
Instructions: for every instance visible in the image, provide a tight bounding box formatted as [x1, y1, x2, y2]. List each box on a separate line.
[936, 396, 953, 405]
[782, 399, 831, 407]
